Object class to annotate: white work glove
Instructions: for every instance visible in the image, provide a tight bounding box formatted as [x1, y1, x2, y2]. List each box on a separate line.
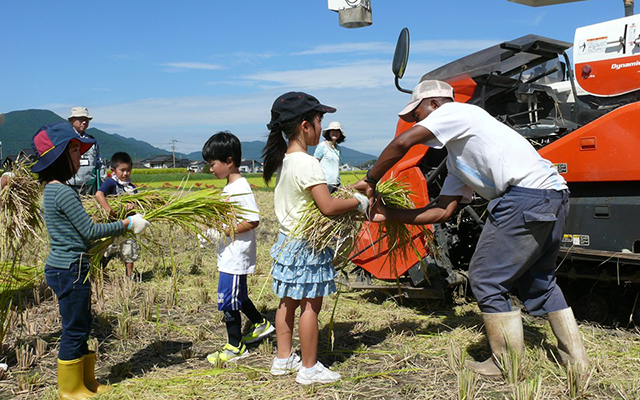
[353, 192, 370, 215]
[127, 214, 151, 234]
[198, 228, 221, 248]
[112, 235, 127, 246]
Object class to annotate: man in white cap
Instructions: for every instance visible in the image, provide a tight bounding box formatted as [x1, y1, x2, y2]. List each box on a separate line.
[67, 107, 104, 195]
[362, 80, 589, 378]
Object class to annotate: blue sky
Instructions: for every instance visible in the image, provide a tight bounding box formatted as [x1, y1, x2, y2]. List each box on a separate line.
[0, 0, 623, 156]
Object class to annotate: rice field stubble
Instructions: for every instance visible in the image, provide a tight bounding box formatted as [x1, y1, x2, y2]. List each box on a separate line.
[0, 190, 639, 399]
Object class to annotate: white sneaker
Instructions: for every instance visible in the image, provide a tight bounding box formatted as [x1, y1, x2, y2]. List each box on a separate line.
[270, 353, 302, 376]
[295, 361, 341, 385]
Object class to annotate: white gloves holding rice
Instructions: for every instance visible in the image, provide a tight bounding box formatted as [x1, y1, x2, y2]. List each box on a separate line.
[198, 228, 222, 248]
[353, 193, 370, 215]
[127, 214, 151, 234]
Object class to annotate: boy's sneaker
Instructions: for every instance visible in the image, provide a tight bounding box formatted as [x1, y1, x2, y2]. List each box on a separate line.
[242, 319, 275, 344]
[206, 343, 249, 364]
[295, 361, 341, 385]
[270, 353, 302, 376]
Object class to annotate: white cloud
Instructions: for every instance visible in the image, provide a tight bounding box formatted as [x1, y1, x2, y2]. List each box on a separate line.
[294, 39, 499, 57]
[243, 60, 439, 90]
[50, 82, 413, 156]
[295, 42, 393, 55]
[161, 62, 225, 71]
[411, 39, 500, 55]
[533, 12, 546, 26]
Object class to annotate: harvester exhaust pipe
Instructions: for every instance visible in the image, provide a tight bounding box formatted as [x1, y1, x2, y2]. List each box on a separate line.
[328, 0, 373, 28]
[625, 0, 634, 16]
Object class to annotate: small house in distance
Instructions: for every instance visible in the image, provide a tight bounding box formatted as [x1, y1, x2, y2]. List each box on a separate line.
[339, 163, 357, 172]
[147, 155, 174, 169]
[239, 159, 262, 173]
[187, 160, 206, 173]
[2, 149, 37, 170]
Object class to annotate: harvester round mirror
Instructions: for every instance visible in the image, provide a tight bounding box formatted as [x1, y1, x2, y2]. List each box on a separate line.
[392, 28, 410, 79]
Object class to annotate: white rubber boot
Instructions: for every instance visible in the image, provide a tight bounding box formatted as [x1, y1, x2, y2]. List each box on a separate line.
[548, 307, 590, 373]
[467, 309, 524, 377]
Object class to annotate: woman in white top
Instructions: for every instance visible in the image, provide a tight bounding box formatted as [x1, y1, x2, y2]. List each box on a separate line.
[314, 121, 345, 193]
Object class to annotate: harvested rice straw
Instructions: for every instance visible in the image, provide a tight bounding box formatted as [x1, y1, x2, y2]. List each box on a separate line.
[289, 177, 437, 276]
[0, 163, 44, 257]
[82, 185, 247, 265]
[373, 179, 437, 275]
[289, 187, 364, 253]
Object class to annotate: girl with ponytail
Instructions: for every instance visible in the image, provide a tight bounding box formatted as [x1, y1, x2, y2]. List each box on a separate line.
[261, 92, 369, 385]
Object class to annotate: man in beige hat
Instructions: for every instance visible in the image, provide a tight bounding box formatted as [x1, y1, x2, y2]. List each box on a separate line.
[67, 107, 104, 195]
[362, 80, 589, 378]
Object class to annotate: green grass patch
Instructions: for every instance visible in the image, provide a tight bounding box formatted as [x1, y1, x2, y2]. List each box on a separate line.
[0, 263, 43, 291]
[133, 171, 365, 189]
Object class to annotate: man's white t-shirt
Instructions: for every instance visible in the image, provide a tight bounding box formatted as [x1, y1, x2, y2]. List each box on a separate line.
[417, 102, 567, 202]
[274, 152, 326, 236]
[217, 177, 259, 275]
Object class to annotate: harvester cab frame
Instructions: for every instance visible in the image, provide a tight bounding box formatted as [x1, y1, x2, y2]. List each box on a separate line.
[346, 14, 640, 326]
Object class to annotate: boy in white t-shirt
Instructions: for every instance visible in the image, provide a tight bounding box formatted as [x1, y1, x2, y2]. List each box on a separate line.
[362, 80, 588, 378]
[201, 131, 274, 364]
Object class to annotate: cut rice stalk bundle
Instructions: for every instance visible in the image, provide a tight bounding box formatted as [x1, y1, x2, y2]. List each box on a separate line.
[0, 163, 44, 258]
[372, 179, 437, 272]
[289, 188, 365, 254]
[289, 178, 436, 273]
[83, 185, 248, 265]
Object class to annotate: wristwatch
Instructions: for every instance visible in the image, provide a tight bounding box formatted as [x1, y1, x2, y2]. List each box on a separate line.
[364, 170, 379, 185]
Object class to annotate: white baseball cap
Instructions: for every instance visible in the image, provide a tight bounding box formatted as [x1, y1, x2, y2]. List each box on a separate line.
[68, 107, 93, 120]
[398, 80, 455, 122]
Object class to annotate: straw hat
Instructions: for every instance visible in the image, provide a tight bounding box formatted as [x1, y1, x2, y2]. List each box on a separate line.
[68, 107, 93, 120]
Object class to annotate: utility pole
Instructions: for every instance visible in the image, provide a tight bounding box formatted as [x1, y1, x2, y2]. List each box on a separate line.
[170, 138, 177, 168]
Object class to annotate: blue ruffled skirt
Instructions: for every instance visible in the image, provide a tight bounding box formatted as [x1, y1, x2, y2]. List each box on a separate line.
[270, 233, 337, 300]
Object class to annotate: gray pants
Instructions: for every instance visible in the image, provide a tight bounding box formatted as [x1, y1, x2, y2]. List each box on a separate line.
[469, 186, 569, 316]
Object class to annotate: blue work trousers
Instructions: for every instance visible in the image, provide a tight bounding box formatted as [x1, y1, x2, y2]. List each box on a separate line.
[45, 262, 92, 360]
[469, 186, 569, 316]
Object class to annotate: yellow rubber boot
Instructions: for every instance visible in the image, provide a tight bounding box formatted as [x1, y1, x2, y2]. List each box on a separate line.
[83, 352, 111, 394]
[57, 358, 95, 400]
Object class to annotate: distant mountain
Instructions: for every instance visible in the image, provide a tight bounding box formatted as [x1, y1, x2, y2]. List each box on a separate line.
[0, 110, 174, 161]
[186, 140, 377, 167]
[1, 110, 377, 166]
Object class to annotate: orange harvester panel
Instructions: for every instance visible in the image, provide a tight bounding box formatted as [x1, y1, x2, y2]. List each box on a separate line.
[351, 119, 433, 280]
[538, 102, 640, 182]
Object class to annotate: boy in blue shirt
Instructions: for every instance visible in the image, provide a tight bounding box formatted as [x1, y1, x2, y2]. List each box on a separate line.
[202, 131, 275, 363]
[96, 152, 140, 278]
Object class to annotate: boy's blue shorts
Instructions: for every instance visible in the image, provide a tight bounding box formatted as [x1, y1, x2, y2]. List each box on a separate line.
[217, 271, 249, 311]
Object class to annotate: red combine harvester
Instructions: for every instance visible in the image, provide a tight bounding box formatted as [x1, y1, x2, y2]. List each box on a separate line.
[347, 12, 640, 325]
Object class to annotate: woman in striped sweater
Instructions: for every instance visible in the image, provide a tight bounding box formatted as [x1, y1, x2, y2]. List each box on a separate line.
[31, 123, 150, 400]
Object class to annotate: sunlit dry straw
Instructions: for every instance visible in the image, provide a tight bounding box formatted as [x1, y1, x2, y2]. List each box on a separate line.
[0, 163, 43, 257]
[82, 184, 247, 266]
[289, 187, 364, 253]
[373, 179, 436, 271]
[289, 178, 436, 272]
